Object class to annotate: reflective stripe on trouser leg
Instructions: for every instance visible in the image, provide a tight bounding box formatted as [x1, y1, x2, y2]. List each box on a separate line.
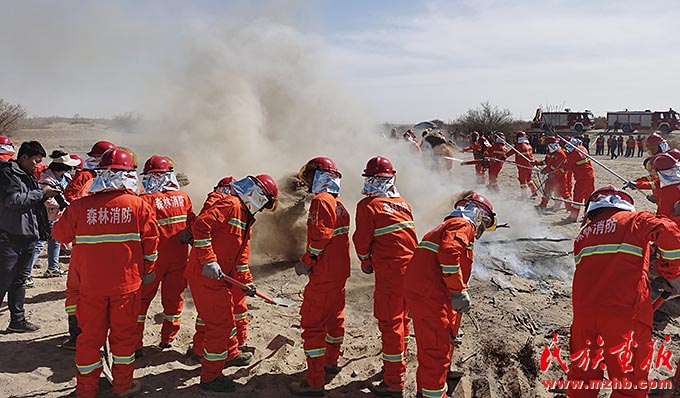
[192, 316, 205, 357]
[160, 265, 187, 344]
[375, 286, 408, 390]
[301, 284, 346, 388]
[188, 277, 239, 383]
[324, 288, 346, 367]
[406, 294, 451, 398]
[230, 282, 249, 345]
[108, 290, 142, 395]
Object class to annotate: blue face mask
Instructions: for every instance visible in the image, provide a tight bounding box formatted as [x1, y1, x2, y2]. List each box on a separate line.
[361, 176, 400, 198]
[311, 170, 341, 194]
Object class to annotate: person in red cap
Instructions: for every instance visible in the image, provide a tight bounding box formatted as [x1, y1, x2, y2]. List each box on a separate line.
[534, 137, 573, 211]
[645, 132, 670, 156]
[64, 141, 116, 202]
[353, 156, 417, 397]
[404, 192, 496, 398]
[0, 136, 16, 161]
[185, 176, 256, 358]
[133, 156, 195, 355]
[568, 185, 680, 398]
[484, 132, 509, 191]
[563, 137, 595, 222]
[462, 132, 489, 184]
[290, 157, 351, 397]
[185, 174, 277, 393]
[52, 148, 159, 398]
[505, 131, 538, 198]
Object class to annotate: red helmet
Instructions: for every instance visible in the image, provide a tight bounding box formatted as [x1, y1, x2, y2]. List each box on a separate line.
[142, 155, 173, 174]
[668, 148, 680, 160]
[87, 141, 116, 157]
[69, 154, 84, 169]
[0, 136, 12, 145]
[300, 156, 341, 185]
[253, 174, 278, 209]
[544, 136, 559, 144]
[652, 152, 678, 171]
[515, 131, 526, 138]
[646, 133, 666, 147]
[363, 156, 395, 177]
[454, 192, 496, 229]
[215, 176, 235, 188]
[97, 148, 135, 171]
[495, 132, 505, 139]
[470, 131, 479, 139]
[586, 185, 634, 215]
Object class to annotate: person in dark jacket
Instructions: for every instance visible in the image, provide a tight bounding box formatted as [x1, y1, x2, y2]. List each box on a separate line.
[0, 141, 59, 332]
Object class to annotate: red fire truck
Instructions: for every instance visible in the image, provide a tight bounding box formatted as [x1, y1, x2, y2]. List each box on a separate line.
[530, 108, 595, 133]
[606, 109, 680, 134]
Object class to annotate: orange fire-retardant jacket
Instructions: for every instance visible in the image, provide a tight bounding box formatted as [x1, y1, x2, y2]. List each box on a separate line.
[404, 217, 475, 301]
[301, 192, 351, 286]
[573, 208, 680, 326]
[141, 190, 195, 265]
[353, 197, 417, 286]
[64, 169, 96, 202]
[185, 194, 253, 284]
[536, 149, 567, 176]
[52, 190, 159, 296]
[564, 145, 595, 179]
[463, 142, 485, 160]
[655, 183, 680, 219]
[505, 142, 534, 168]
[485, 142, 509, 163]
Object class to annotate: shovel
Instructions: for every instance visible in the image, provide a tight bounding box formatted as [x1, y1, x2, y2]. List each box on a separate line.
[222, 274, 296, 307]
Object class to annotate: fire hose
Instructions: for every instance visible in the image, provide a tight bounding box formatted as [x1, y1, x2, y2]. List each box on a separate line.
[492, 132, 547, 196]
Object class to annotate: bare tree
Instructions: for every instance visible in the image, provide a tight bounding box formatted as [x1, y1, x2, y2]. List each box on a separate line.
[0, 99, 28, 133]
[456, 101, 514, 133]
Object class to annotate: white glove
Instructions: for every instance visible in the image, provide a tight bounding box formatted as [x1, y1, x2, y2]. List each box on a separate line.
[202, 262, 225, 280]
[450, 291, 471, 313]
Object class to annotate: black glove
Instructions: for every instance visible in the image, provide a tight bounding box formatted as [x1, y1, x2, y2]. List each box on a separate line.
[647, 194, 657, 204]
[242, 283, 257, 297]
[295, 262, 312, 276]
[622, 181, 637, 190]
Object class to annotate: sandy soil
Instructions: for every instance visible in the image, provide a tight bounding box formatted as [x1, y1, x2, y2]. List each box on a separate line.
[2, 124, 679, 398]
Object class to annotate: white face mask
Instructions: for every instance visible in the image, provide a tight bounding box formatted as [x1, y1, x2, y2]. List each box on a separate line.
[660, 142, 671, 152]
[658, 167, 680, 187]
[141, 171, 180, 194]
[586, 194, 635, 214]
[231, 176, 271, 215]
[311, 170, 341, 194]
[89, 169, 139, 194]
[517, 137, 529, 144]
[445, 203, 488, 239]
[0, 144, 15, 154]
[361, 176, 400, 198]
[495, 137, 505, 144]
[547, 143, 561, 153]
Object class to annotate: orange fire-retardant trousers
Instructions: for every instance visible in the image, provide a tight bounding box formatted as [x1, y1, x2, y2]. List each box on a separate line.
[75, 291, 140, 398]
[474, 164, 486, 184]
[190, 284, 248, 356]
[301, 284, 346, 388]
[569, 176, 595, 219]
[518, 168, 537, 195]
[539, 175, 573, 209]
[567, 315, 651, 398]
[188, 277, 240, 382]
[488, 163, 502, 190]
[406, 293, 451, 398]
[374, 272, 410, 390]
[135, 260, 187, 348]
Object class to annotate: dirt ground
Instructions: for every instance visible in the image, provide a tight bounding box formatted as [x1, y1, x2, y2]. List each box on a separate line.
[2, 124, 680, 398]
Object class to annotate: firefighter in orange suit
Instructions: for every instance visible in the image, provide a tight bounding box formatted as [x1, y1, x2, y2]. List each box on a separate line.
[404, 192, 496, 398]
[187, 176, 255, 358]
[52, 148, 159, 398]
[134, 156, 195, 354]
[650, 153, 680, 219]
[534, 137, 572, 211]
[505, 131, 538, 198]
[290, 157, 351, 397]
[568, 185, 680, 398]
[64, 141, 116, 202]
[484, 132, 509, 191]
[352, 156, 417, 397]
[185, 174, 277, 393]
[564, 137, 595, 221]
[462, 132, 488, 184]
[623, 157, 661, 205]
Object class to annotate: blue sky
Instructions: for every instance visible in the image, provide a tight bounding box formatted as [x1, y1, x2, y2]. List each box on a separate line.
[1, 0, 679, 123]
